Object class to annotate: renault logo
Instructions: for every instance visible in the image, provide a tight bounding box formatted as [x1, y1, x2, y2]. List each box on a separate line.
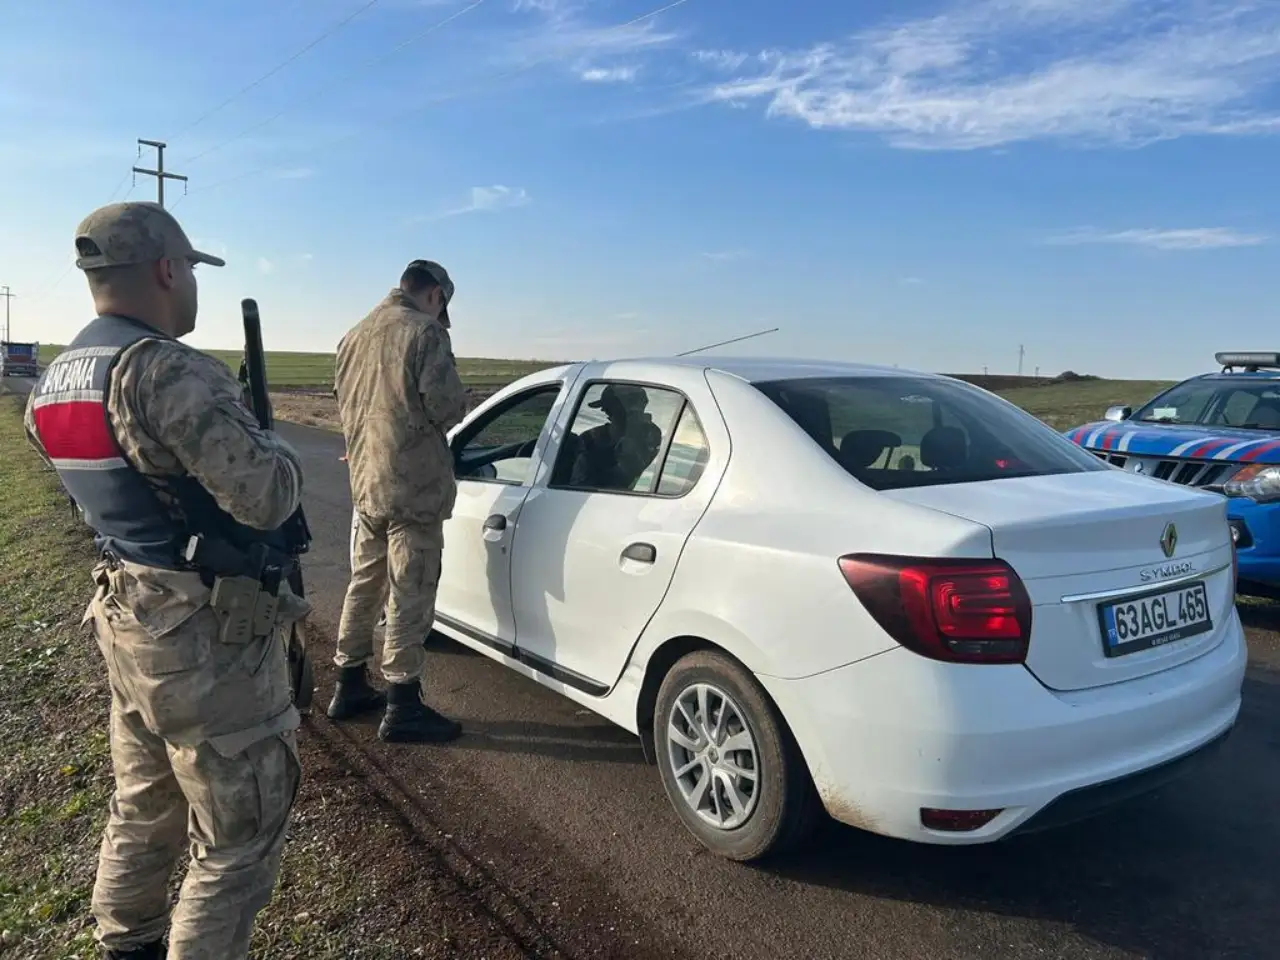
[1160, 522, 1178, 558]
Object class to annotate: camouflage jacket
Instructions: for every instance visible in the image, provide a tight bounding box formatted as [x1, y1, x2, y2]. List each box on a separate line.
[334, 289, 468, 524]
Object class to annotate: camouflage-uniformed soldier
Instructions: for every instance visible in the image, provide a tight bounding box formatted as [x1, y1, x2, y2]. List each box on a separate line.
[329, 260, 468, 742]
[24, 202, 306, 960]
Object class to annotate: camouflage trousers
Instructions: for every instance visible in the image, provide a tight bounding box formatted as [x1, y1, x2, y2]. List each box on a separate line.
[336, 512, 443, 684]
[88, 560, 304, 959]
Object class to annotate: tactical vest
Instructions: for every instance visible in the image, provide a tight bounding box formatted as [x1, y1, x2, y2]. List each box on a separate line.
[30, 314, 290, 573]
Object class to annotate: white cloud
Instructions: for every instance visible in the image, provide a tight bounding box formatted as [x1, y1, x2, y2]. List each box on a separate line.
[700, 249, 749, 262]
[1045, 226, 1270, 250]
[298, 253, 315, 263]
[468, 184, 530, 211]
[692, 0, 1280, 150]
[512, 0, 565, 11]
[277, 167, 314, 180]
[900, 276, 925, 285]
[257, 257, 276, 274]
[693, 49, 751, 71]
[424, 184, 531, 220]
[579, 65, 640, 83]
[508, 0, 686, 80]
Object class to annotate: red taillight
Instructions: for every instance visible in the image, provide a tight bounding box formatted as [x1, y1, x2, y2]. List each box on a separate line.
[839, 554, 1032, 664]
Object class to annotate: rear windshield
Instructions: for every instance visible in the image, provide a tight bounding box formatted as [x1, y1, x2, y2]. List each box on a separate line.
[754, 375, 1108, 490]
[1132, 377, 1280, 429]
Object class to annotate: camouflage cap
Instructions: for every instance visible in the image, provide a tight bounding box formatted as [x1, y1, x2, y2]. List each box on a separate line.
[73, 201, 226, 271]
[405, 259, 454, 324]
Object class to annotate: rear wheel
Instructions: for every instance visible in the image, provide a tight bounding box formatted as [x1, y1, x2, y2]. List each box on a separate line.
[654, 650, 820, 861]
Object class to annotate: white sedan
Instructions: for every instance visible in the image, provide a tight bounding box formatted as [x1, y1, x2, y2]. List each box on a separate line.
[417, 357, 1245, 861]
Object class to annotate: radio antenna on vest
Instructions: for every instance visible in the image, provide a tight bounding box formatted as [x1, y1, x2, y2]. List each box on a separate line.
[676, 327, 779, 357]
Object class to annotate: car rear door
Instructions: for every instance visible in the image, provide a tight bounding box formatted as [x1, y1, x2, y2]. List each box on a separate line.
[507, 365, 727, 695]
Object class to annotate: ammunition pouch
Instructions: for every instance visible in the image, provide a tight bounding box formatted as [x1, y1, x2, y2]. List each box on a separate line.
[182, 534, 315, 713]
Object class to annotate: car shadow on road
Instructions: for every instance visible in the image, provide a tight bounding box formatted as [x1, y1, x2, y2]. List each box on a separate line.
[455, 717, 645, 765]
[758, 674, 1279, 960]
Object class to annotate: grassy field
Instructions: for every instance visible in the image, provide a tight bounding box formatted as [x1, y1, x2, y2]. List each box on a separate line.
[0, 396, 112, 959]
[998, 379, 1173, 430]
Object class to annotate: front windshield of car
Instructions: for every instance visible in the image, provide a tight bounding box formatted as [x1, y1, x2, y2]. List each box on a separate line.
[1132, 379, 1280, 429]
[754, 375, 1108, 491]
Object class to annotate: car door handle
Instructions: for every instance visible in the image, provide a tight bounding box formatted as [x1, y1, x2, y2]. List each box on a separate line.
[621, 542, 656, 564]
[483, 514, 507, 532]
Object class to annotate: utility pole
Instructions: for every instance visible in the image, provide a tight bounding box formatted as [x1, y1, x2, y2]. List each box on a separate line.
[132, 139, 187, 208]
[1, 286, 14, 341]
[1017, 344, 1025, 377]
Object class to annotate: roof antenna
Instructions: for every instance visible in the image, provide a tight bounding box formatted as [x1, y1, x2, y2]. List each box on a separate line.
[676, 326, 779, 357]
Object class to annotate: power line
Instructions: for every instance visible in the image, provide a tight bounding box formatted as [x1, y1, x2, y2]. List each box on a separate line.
[184, 0, 695, 199]
[102, 167, 133, 205]
[28, 168, 139, 304]
[183, 0, 487, 166]
[168, 0, 384, 143]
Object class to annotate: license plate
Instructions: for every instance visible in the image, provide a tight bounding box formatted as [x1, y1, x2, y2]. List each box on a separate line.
[1098, 582, 1212, 657]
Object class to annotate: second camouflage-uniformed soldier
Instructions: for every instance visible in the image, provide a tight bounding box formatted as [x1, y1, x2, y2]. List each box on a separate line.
[328, 259, 469, 742]
[24, 201, 307, 960]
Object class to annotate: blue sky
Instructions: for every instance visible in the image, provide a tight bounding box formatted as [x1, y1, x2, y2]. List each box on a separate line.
[3, 0, 1280, 379]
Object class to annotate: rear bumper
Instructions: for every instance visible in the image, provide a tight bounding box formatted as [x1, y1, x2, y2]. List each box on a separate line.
[758, 614, 1247, 845]
[1009, 725, 1232, 836]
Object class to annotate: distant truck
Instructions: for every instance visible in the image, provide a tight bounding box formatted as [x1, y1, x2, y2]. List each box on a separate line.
[1, 340, 40, 377]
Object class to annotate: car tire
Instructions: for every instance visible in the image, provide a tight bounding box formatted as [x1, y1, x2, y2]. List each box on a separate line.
[654, 649, 820, 862]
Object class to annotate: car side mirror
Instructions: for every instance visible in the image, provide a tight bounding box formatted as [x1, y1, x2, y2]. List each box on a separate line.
[1104, 405, 1132, 422]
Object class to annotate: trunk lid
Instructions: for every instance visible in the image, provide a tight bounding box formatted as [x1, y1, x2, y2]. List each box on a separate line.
[884, 471, 1236, 691]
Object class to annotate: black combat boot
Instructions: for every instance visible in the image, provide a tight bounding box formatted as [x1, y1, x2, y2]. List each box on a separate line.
[105, 941, 164, 959]
[377, 680, 462, 743]
[326, 665, 386, 721]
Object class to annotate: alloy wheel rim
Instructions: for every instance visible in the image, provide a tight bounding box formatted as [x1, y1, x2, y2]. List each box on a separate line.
[665, 682, 760, 830]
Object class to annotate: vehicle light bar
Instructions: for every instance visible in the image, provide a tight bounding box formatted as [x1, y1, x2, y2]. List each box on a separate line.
[1215, 351, 1280, 370]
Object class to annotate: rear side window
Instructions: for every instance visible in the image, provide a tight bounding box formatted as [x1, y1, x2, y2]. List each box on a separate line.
[755, 376, 1108, 490]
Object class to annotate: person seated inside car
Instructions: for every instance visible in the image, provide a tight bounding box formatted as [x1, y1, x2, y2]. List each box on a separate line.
[567, 384, 664, 491]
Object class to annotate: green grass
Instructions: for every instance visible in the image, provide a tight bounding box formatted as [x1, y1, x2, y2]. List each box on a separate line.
[997, 379, 1175, 431]
[0, 394, 113, 959]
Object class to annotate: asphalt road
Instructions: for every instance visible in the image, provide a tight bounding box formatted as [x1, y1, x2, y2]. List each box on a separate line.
[7, 374, 1280, 959]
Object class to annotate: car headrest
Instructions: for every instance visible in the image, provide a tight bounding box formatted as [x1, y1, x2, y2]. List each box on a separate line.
[839, 429, 902, 469]
[920, 426, 968, 470]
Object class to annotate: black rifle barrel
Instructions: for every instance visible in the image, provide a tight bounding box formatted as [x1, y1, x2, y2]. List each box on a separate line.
[241, 298, 272, 431]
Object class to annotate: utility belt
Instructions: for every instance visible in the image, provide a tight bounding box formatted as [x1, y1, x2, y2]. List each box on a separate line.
[181, 535, 299, 646]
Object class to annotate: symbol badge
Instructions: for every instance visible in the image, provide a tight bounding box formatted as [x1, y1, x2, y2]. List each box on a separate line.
[1160, 522, 1178, 559]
